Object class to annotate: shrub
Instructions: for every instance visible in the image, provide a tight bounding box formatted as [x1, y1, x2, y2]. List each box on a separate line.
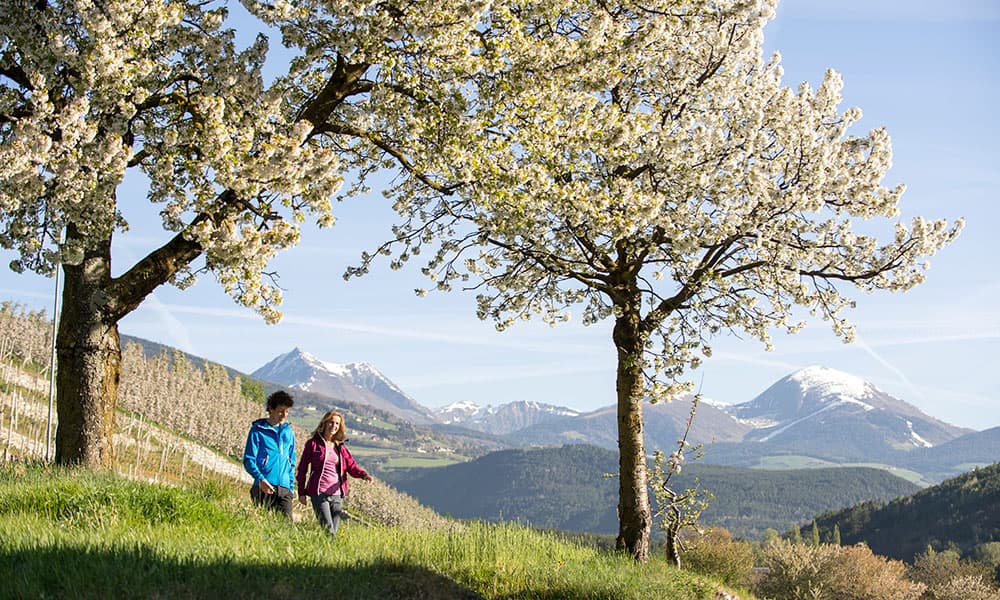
[756, 539, 926, 600]
[681, 528, 756, 589]
[909, 547, 999, 600]
[973, 542, 1000, 570]
[923, 575, 999, 600]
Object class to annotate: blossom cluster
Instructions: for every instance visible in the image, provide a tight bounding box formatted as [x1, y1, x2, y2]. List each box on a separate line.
[0, 0, 346, 320]
[2, 0, 963, 382]
[347, 0, 963, 402]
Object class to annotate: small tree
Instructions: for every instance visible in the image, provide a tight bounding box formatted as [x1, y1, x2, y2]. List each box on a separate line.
[909, 546, 997, 597]
[758, 539, 926, 599]
[650, 395, 714, 568]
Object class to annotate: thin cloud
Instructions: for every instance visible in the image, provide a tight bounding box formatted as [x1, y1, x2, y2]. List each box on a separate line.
[142, 295, 197, 356]
[853, 333, 926, 402]
[706, 351, 805, 374]
[0, 287, 56, 305]
[401, 361, 611, 391]
[156, 302, 610, 356]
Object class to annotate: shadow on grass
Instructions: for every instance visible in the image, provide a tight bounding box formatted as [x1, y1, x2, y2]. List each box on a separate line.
[2, 546, 483, 600]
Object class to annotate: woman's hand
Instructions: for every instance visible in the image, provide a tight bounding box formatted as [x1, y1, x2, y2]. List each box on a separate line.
[298, 494, 308, 505]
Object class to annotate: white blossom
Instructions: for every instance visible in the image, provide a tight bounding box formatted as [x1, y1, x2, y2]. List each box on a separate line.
[350, 0, 963, 401]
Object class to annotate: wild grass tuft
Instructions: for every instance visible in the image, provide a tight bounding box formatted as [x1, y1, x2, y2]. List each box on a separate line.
[0, 463, 235, 528]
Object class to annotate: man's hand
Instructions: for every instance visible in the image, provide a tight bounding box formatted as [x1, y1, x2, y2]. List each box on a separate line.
[259, 480, 276, 495]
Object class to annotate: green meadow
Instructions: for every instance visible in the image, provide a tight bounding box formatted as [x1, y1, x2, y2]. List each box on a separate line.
[0, 463, 750, 600]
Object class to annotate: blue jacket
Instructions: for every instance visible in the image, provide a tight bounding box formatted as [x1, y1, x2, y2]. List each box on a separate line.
[242, 418, 296, 489]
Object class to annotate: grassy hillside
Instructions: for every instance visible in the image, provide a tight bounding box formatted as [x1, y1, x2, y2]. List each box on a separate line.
[811, 462, 1000, 562]
[0, 463, 751, 600]
[382, 444, 921, 541]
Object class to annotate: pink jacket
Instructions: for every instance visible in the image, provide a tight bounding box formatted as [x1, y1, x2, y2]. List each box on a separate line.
[296, 433, 369, 498]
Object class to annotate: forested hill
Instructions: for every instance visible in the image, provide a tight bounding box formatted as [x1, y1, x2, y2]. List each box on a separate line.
[812, 461, 1000, 562]
[382, 444, 919, 540]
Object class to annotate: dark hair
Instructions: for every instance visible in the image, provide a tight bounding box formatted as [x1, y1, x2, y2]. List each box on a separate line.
[266, 390, 294, 411]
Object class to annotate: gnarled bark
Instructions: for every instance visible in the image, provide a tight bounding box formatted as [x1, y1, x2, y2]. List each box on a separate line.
[53, 214, 206, 467]
[54, 232, 119, 467]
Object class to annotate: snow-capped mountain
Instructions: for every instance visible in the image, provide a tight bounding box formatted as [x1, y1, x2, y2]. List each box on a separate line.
[252, 348, 436, 424]
[250, 348, 980, 480]
[720, 366, 970, 461]
[436, 400, 581, 436]
[507, 394, 750, 450]
[500, 367, 971, 475]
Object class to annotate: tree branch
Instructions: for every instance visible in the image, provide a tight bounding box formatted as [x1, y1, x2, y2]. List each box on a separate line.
[106, 190, 243, 320]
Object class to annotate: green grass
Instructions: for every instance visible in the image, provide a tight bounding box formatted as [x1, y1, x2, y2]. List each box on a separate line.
[348, 445, 399, 456]
[363, 416, 400, 431]
[755, 455, 836, 469]
[755, 456, 932, 487]
[843, 463, 930, 487]
[385, 456, 463, 468]
[0, 463, 751, 600]
[349, 445, 467, 469]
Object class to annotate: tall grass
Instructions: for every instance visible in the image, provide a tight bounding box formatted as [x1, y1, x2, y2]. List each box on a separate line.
[0, 464, 747, 600]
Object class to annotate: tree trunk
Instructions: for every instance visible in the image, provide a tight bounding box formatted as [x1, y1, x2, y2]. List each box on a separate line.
[48, 204, 211, 466]
[54, 232, 120, 467]
[613, 301, 651, 562]
[664, 509, 682, 568]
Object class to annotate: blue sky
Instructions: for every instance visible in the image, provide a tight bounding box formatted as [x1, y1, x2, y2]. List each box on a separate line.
[2, 1, 998, 430]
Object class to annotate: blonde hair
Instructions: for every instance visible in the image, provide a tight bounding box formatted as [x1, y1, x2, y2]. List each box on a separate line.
[313, 410, 346, 442]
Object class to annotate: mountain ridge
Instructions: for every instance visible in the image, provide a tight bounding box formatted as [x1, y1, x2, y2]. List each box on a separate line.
[251, 347, 436, 424]
[435, 399, 581, 436]
[244, 347, 986, 483]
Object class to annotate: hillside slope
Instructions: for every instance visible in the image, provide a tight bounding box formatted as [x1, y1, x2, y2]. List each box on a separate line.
[812, 461, 1000, 562]
[1, 329, 453, 532]
[382, 444, 920, 540]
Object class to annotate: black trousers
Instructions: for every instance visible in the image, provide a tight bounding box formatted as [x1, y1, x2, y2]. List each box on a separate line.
[250, 483, 295, 519]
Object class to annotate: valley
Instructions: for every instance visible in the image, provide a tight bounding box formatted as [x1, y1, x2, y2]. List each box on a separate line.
[4, 310, 996, 561]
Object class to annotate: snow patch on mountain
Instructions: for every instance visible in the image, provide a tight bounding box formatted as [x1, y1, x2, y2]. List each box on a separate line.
[789, 365, 878, 402]
[757, 400, 847, 443]
[252, 348, 434, 424]
[906, 420, 934, 448]
[435, 400, 581, 435]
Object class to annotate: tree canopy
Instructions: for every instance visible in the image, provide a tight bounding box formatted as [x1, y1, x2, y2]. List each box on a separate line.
[348, 0, 962, 560]
[370, 0, 962, 391]
[1, 0, 962, 560]
[0, 0, 508, 465]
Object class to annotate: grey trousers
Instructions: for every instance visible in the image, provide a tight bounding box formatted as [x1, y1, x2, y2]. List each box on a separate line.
[310, 493, 345, 536]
